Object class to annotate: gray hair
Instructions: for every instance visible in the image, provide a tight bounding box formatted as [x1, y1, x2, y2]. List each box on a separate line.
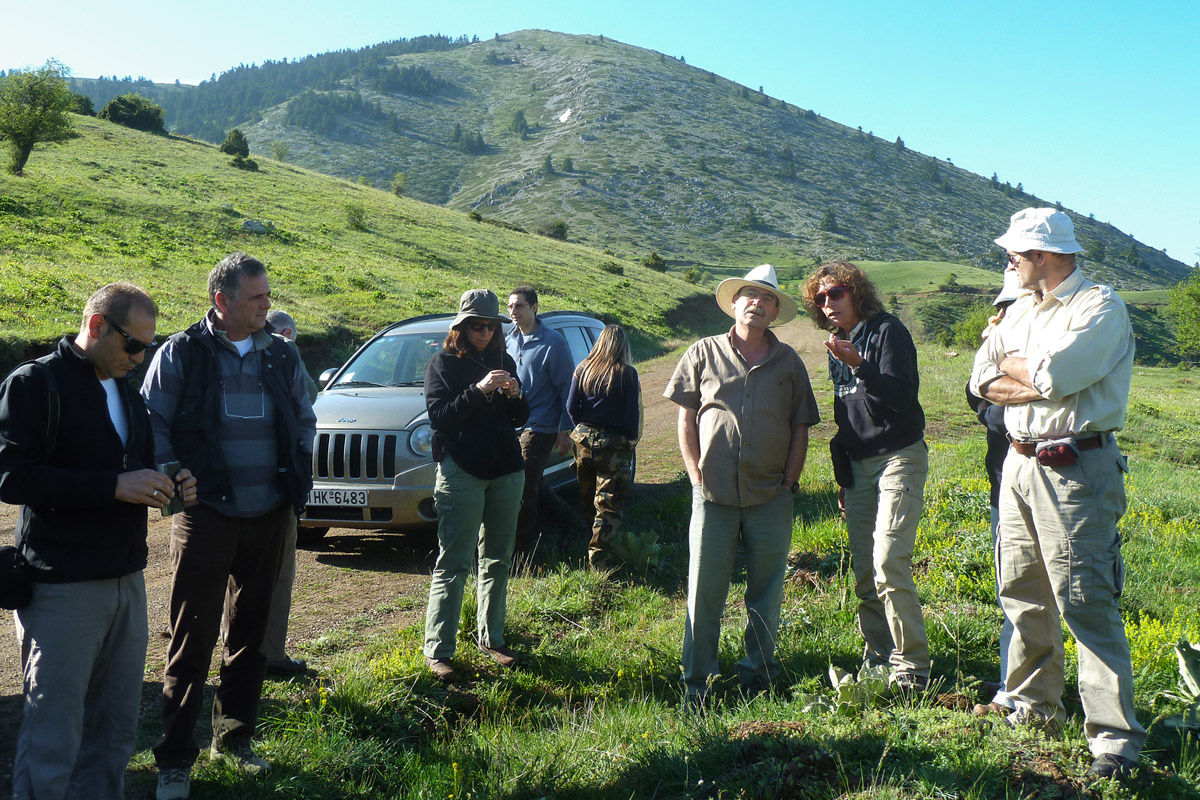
[266, 309, 297, 339]
[81, 281, 157, 326]
[207, 252, 266, 307]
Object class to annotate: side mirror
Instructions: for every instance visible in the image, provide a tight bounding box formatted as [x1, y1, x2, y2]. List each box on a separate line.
[319, 368, 337, 387]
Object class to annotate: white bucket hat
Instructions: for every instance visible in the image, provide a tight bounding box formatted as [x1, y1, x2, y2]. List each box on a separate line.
[994, 268, 1023, 306]
[994, 208, 1083, 254]
[715, 264, 798, 326]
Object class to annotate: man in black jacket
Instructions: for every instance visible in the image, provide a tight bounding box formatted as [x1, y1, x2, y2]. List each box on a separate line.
[0, 282, 195, 800]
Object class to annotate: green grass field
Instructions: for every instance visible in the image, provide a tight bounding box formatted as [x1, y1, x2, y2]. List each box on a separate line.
[0, 116, 707, 372]
[121, 344, 1200, 799]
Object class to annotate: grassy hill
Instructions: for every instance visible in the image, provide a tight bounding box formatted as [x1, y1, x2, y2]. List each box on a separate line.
[0, 115, 709, 374]
[70, 31, 1189, 291]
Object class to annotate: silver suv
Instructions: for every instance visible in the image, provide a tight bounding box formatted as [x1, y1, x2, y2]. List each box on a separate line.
[300, 311, 606, 538]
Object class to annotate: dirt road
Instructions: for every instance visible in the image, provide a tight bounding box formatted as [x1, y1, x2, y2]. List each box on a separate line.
[0, 317, 830, 786]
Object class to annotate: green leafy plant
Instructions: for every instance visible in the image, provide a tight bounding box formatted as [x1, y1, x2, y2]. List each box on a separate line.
[1157, 639, 1200, 730]
[798, 664, 890, 717]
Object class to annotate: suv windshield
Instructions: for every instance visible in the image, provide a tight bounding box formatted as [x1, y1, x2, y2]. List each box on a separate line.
[331, 331, 444, 388]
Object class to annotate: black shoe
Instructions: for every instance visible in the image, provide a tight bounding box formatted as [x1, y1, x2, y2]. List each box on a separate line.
[1089, 753, 1136, 780]
[266, 656, 307, 676]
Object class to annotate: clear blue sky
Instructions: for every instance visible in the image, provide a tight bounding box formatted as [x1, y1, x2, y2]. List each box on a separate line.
[7, 0, 1197, 269]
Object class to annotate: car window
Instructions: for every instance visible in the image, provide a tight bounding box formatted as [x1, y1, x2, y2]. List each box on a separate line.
[334, 332, 444, 387]
[557, 326, 594, 365]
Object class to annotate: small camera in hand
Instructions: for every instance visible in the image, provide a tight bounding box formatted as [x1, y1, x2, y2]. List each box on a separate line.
[157, 461, 186, 516]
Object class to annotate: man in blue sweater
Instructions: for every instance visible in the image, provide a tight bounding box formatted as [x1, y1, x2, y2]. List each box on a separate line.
[505, 285, 579, 552]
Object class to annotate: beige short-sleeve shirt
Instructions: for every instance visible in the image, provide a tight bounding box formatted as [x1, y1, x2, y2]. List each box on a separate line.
[664, 329, 820, 507]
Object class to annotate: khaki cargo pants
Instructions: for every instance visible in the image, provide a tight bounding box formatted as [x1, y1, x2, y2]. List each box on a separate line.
[998, 437, 1145, 759]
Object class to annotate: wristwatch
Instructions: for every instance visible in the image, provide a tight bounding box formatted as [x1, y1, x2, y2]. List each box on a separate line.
[784, 480, 799, 494]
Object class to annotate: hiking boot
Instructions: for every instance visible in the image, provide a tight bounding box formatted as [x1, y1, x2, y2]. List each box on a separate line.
[1001, 707, 1063, 737]
[972, 701, 1009, 717]
[889, 673, 929, 693]
[479, 643, 521, 668]
[209, 742, 271, 776]
[156, 766, 191, 800]
[425, 656, 457, 682]
[1090, 753, 1137, 780]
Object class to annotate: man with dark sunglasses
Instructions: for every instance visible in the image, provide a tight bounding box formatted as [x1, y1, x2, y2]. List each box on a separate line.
[1, 282, 196, 799]
[142, 253, 315, 799]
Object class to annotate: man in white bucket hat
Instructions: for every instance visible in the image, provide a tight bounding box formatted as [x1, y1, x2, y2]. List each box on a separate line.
[665, 264, 819, 705]
[970, 208, 1144, 779]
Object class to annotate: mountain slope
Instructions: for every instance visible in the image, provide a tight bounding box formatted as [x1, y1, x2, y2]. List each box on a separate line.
[216, 30, 1186, 289]
[0, 115, 706, 373]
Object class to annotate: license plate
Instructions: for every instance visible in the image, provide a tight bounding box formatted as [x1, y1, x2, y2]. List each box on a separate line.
[307, 489, 368, 507]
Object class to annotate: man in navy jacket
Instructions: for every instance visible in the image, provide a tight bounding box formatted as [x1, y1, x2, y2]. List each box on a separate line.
[0, 282, 195, 800]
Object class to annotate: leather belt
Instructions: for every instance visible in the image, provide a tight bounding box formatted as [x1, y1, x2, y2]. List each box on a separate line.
[1010, 434, 1107, 457]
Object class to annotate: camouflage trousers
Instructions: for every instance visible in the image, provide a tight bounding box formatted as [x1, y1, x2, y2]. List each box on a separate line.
[570, 424, 634, 569]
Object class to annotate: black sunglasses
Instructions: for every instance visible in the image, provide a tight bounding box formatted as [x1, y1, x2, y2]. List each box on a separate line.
[467, 319, 499, 332]
[104, 316, 157, 355]
[814, 285, 848, 306]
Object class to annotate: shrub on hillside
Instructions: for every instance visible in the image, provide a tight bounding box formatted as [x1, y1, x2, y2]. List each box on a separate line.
[230, 154, 258, 171]
[220, 128, 250, 157]
[345, 202, 367, 231]
[70, 94, 95, 116]
[98, 93, 166, 134]
[537, 219, 567, 241]
[643, 251, 667, 272]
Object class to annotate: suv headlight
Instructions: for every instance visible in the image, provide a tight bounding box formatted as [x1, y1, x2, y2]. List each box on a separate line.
[409, 423, 435, 458]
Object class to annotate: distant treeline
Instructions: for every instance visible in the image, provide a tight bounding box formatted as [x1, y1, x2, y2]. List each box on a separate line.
[364, 65, 457, 98]
[70, 34, 473, 142]
[285, 91, 399, 136]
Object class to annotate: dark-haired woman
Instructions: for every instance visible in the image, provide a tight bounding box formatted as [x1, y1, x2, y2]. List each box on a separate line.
[802, 261, 930, 691]
[566, 324, 641, 570]
[422, 289, 529, 682]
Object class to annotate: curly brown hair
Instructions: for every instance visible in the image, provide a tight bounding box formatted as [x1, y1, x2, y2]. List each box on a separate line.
[801, 261, 885, 332]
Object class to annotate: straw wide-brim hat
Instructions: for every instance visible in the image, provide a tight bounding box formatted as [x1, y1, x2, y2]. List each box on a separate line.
[994, 207, 1083, 254]
[715, 264, 798, 326]
[451, 289, 509, 328]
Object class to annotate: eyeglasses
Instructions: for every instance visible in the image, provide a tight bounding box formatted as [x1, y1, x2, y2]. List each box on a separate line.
[104, 316, 157, 355]
[736, 287, 778, 306]
[1006, 251, 1033, 267]
[814, 286, 848, 307]
[467, 320, 499, 332]
[506, 301, 530, 310]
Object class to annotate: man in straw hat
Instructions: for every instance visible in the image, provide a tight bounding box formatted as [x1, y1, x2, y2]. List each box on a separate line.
[665, 264, 819, 705]
[969, 208, 1144, 779]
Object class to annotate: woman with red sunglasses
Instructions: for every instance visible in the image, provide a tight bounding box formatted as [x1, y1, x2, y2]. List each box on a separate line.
[421, 289, 529, 683]
[802, 262, 931, 692]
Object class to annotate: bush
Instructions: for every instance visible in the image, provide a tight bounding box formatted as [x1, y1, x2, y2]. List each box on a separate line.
[70, 94, 94, 116]
[642, 251, 667, 272]
[949, 301, 995, 352]
[345, 202, 367, 231]
[537, 219, 567, 240]
[600, 262, 624, 275]
[220, 128, 250, 157]
[97, 93, 166, 134]
[230, 154, 258, 171]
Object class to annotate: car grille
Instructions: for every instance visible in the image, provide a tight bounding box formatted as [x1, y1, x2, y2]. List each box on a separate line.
[314, 431, 401, 479]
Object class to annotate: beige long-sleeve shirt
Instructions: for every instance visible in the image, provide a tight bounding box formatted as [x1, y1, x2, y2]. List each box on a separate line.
[969, 269, 1135, 440]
